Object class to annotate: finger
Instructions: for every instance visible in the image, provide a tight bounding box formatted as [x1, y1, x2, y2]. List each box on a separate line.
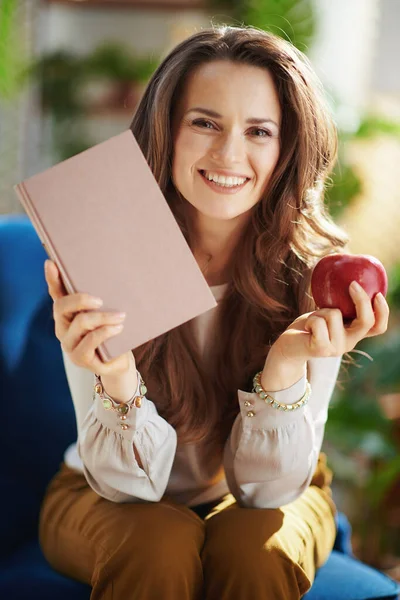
[287, 311, 315, 332]
[307, 308, 346, 350]
[53, 292, 104, 324]
[305, 315, 331, 355]
[44, 260, 68, 300]
[62, 310, 126, 353]
[345, 281, 376, 344]
[364, 293, 390, 338]
[70, 324, 124, 371]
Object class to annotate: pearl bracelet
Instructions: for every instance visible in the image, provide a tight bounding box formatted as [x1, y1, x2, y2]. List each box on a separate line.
[93, 371, 147, 431]
[252, 371, 311, 412]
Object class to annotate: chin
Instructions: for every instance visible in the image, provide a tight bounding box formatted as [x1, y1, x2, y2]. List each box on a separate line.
[196, 205, 247, 221]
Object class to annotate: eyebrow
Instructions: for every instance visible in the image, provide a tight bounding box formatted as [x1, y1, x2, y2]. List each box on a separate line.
[185, 107, 279, 128]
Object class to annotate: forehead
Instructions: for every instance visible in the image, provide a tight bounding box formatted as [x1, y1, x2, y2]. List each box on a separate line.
[176, 60, 281, 123]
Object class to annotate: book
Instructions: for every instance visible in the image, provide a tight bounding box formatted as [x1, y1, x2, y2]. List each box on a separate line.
[14, 130, 217, 362]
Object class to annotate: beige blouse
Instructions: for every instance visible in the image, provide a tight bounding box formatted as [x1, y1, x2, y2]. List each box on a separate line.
[63, 282, 342, 508]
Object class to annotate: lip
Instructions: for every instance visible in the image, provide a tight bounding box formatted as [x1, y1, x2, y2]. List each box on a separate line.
[199, 169, 251, 179]
[198, 170, 250, 194]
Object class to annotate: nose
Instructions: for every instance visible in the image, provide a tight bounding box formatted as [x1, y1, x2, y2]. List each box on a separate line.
[209, 131, 246, 164]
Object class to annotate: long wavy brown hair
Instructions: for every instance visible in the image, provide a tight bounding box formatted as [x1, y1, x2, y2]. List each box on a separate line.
[130, 25, 350, 452]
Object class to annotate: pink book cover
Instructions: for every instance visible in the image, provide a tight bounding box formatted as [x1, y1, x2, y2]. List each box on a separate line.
[14, 130, 217, 362]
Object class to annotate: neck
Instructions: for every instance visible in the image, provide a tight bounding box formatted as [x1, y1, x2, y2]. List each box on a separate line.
[189, 208, 249, 286]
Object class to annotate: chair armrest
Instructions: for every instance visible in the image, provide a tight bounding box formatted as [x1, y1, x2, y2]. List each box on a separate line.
[0, 476, 41, 559]
[333, 511, 354, 556]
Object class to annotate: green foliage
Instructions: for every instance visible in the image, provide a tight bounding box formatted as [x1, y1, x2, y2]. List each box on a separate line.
[326, 350, 397, 459]
[325, 159, 363, 219]
[241, 0, 316, 51]
[56, 136, 93, 162]
[366, 455, 400, 508]
[86, 44, 138, 81]
[134, 55, 160, 83]
[386, 263, 400, 310]
[27, 51, 85, 120]
[85, 43, 159, 83]
[355, 115, 400, 139]
[324, 112, 400, 219]
[25, 45, 160, 161]
[0, 0, 25, 99]
[209, 0, 316, 51]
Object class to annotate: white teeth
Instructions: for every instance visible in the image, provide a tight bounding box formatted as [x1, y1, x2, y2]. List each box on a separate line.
[203, 171, 247, 186]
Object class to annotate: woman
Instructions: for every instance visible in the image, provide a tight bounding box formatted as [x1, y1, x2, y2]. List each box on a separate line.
[39, 25, 389, 599]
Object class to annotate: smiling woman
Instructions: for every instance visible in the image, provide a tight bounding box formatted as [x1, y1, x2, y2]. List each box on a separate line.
[171, 60, 281, 230]
[38, 24, 391, 600]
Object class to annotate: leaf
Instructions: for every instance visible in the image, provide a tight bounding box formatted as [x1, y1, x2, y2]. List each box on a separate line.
[241, 0, 316, 51]
[386, 263, 400, 311]
[325, 159, 363, 219]
[355, 115, 400, 139]
[366, 455, 400, 508]
[0, 0, 25, 99]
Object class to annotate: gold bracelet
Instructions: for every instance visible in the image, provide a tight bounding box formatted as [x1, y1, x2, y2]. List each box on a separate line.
[93, 371, 147, 430]
[252, 371, 311, 412]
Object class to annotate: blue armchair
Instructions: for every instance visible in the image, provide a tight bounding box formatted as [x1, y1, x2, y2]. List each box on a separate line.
[0, 214, 399, 600]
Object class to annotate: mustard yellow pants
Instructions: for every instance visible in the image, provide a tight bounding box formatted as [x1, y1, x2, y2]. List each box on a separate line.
[39, 454, 337, 600]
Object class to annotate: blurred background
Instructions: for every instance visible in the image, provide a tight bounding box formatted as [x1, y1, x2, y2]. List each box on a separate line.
[1, 0, 399, 578]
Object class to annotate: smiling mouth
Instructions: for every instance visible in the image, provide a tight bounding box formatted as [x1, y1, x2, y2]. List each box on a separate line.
[198, 170, 250, 190]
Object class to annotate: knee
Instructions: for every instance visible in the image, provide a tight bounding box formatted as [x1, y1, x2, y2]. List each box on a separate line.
[204, 531, 289, 574]
[105, 502, 205, 579]
[204, 542, 311, 598]
[202, 516, 312, 598]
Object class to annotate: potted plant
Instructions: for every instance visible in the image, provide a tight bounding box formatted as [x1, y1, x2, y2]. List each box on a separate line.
[83, 43, 159, 112]
[25, 44, 159, 160]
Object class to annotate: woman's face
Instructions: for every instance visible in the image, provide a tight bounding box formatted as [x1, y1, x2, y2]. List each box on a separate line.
[171, 60, 282, 223]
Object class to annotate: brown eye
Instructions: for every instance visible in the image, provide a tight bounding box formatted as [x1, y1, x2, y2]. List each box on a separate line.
[193, 119, 215, 129]
[252, 128, 272, 137]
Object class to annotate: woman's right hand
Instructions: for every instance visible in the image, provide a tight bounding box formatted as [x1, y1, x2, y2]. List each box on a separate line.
[44, 259, 136, 378]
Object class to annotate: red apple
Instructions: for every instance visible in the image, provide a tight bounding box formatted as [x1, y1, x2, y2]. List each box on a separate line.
[311, 254, 388, 320]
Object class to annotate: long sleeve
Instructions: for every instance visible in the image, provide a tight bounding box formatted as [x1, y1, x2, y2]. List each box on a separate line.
[61, 350, 177, 503]
[223, 355, 342, 508]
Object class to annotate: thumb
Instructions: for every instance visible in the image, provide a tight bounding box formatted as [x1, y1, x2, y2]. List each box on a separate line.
[44, 260, 68, 299]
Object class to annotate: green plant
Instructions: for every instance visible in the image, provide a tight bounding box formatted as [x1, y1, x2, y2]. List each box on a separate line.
[134, 55, 160, 83]
[86, 43, 137, 81]
[209, 0, 316, 51]
[26, 44, 160, 161]
[0, 0, 26, 99]
[325, 113, 400, 218]
[28, 51, 85, 119]
[355, 115, 400, 139]
[83, 43, 159, 83]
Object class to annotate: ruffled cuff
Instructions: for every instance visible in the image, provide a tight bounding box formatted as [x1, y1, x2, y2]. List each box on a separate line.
[93, 370, 149, 442]
[237, 374, 308, 430]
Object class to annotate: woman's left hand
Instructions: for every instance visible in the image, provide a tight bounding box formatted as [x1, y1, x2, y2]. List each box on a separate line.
[273, 281, 390, 365]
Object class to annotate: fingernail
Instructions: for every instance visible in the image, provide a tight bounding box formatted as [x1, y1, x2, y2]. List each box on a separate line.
[350, 281, 362, 292]
[376, 292, 384, 302]
[110, 312, 126, 321]
[92, 298, 103, 307]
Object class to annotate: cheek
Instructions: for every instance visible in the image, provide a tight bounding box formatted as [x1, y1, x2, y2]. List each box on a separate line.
[254, 143, 280, 180]
[172, 133, 204, 187]
[175, 129, 211, 166]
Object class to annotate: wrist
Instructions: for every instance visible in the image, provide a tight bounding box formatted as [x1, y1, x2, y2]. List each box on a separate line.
[261, 344, 307, 392]
[100, 363, 139, 404]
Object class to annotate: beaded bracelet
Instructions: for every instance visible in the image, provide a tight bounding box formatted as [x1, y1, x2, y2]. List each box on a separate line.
[252, 371, 311, 412]
[93, 371, 147, 431]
